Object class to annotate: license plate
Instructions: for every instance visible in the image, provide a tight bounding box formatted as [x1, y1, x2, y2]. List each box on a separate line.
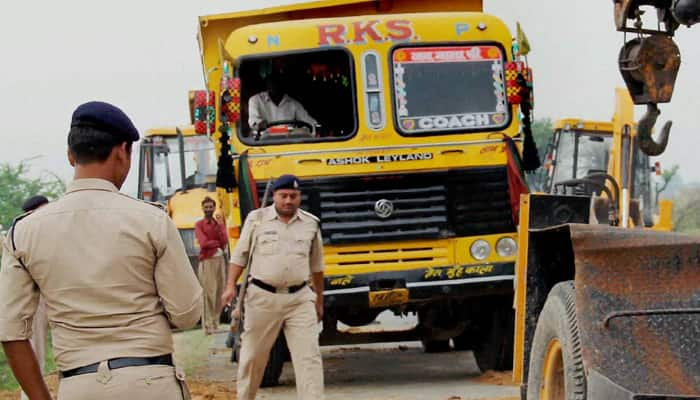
[368, 288, 409, 308]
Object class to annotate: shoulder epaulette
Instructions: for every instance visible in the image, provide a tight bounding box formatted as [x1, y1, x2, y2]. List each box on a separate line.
[299, 209, 320, 223]
[9, 211, 32, 268]
[146, 201, 167, 212]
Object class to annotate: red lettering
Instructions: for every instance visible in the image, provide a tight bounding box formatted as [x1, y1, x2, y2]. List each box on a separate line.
[386, 20, 413, 41]
[318, 24, 346, 46]
[352, 20, 382, 43]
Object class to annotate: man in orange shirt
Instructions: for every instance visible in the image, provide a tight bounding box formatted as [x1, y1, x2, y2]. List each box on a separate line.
[195, 196, 228, 334]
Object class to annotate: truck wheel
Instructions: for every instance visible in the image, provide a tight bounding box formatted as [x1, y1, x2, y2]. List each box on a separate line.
[260, 333, 288, 387]
[473, 299, 514, 372]
[452, 328, 474, 351]
[526, 281, 586, 400]
[421, 338, 451, 353]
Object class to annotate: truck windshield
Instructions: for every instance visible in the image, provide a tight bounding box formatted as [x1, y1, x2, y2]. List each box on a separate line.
[237, 48, 356, 144]
[551, 130, 612, 185]
[391, 45, 510, 135]
[150, 135, 216, 201]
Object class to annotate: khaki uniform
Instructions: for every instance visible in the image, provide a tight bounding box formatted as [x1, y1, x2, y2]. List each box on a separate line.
[198, 250, 227, 332]
[21, 296, 48, 400]
[0, 178, 202, 400]
[231, 205, 324, 400]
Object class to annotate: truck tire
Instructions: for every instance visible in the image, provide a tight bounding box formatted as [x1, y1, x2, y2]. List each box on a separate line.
[473, 299, 514, 372]
[526, 281, 586, 400]
[231, 331, 288, 388]
[421, 338, 451, 353]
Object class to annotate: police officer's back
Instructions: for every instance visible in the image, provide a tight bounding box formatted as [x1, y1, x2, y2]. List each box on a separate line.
[0, 101, 202, 400]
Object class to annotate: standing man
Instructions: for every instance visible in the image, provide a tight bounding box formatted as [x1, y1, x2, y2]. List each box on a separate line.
[19, 195, 49, 400]
[0, 101, 202, 400]
[222, 174, 325, 400]
[195, 196, 228, 335]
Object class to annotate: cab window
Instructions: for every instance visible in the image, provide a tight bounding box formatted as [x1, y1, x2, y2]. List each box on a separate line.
[391, 44, 510, 135]
[237, 48, 356, 145]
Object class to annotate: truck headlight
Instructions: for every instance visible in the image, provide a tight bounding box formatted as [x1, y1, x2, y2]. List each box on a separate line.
[470, 240, 491, 261]
[496, 237, 517, 257]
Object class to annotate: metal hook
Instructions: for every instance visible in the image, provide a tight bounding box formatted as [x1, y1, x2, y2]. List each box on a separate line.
[637, 103, 672, 156]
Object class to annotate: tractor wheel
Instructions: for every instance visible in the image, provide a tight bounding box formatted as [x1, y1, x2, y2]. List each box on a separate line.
[526, 281, 587, 400]
[473, 299, 514, 372]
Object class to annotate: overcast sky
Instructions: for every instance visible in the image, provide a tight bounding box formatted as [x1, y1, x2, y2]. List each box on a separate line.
[1, 1, 698, 196]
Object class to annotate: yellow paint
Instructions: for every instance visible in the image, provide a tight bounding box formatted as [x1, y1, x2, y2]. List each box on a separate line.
[654, 199, 674, 231]
[324, 234, 516, 276]
[329, 275, 355, 286]
[513, 194, 530, 383]
[368, 288, 410, 308]
[541, 338, 565, 400]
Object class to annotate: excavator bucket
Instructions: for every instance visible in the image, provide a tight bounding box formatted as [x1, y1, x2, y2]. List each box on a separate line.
[570, 224, 700, 398]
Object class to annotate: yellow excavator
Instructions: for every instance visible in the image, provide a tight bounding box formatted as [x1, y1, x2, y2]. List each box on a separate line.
[513, 2, 700, 398]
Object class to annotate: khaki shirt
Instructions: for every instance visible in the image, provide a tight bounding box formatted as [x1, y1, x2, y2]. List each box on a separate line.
[0, 178, 202, 371]
[230, 205, 323, 288]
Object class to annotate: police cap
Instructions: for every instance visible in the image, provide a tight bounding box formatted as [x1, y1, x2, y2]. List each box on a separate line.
[70, 101, 139, 142]
[272, 174, 300, 192]
[22, 195, 49, 212]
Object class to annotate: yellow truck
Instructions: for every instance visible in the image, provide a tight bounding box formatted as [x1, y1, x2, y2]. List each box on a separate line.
[194, 0, 537, 384]
[136, 126, 220, 269]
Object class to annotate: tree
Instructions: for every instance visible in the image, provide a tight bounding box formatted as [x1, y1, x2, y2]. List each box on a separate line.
[672, 184, 700, 234]
[527, 118, 555, 191]
[655, 164, 679, 207]
[531, 118, 555, 162]
[0, 162, 65, 230]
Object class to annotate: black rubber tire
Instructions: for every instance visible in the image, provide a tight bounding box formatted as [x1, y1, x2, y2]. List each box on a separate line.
[452, 328, 474, 351]
[526, 281, 587, 400]
[421, 338, 451, 353]
[473, 300, 514, 372]
[260, 333, 287, 388]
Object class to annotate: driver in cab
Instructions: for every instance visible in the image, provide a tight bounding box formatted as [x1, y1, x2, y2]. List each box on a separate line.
[248, 73, 318, 133]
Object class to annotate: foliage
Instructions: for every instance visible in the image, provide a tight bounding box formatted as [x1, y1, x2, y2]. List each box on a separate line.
[526, 118, 555, 191]
[655, 164, 679, 206]
[672, 184, 700, 233]
[0, 162, 65, 230]
[531, 118, 555, 160]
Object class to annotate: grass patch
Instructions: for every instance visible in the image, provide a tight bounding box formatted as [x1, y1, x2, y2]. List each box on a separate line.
[173, 329, 215, 378]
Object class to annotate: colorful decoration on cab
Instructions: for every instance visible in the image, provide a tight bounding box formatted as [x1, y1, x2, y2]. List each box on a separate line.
[193, 91, 216, 135]
[307, 63, 350, 87]
[505, 61, 533, 105]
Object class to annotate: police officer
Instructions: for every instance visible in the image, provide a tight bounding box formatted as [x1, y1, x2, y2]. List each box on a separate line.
[19, 195, 49, 400]
[222, 174, 325, 400]
[0, 101, 203, 400]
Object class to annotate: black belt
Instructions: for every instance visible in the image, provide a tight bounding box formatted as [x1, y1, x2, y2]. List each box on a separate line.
[252, 278, 307, 294]
[60, 354, 173, 379]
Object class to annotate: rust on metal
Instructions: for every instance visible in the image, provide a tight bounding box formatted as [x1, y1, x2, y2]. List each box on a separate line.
[569, 224, 700, 396]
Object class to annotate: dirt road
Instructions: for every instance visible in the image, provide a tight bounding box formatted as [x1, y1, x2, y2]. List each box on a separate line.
[176, 329, 519, 400]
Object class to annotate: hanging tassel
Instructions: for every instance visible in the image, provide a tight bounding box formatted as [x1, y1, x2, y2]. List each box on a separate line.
[517, 73, 541, 172]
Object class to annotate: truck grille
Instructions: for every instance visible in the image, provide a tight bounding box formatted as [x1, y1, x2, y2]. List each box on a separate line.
[255, 167, 515, 245]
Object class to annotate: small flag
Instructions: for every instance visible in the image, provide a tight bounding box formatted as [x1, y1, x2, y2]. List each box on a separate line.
[503, 136, 530, 225]
[516, 22, 531, 56]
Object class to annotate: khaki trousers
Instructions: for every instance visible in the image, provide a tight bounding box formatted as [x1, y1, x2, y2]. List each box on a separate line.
[237, 284, 324, 400]
[57, 364, 188, 400]
[197, 254, 226, 332]
[21, 297, 48, 400]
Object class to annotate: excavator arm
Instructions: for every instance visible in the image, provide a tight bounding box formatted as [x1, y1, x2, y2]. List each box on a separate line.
[613, 0, 700, 155]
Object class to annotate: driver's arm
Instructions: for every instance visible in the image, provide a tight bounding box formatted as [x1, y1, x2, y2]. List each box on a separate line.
[248, 95, 266, 131]
[292, 100, 318, 128]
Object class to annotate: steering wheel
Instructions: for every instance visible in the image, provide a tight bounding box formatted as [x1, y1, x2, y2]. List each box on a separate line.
[255, 120, 316, 140]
